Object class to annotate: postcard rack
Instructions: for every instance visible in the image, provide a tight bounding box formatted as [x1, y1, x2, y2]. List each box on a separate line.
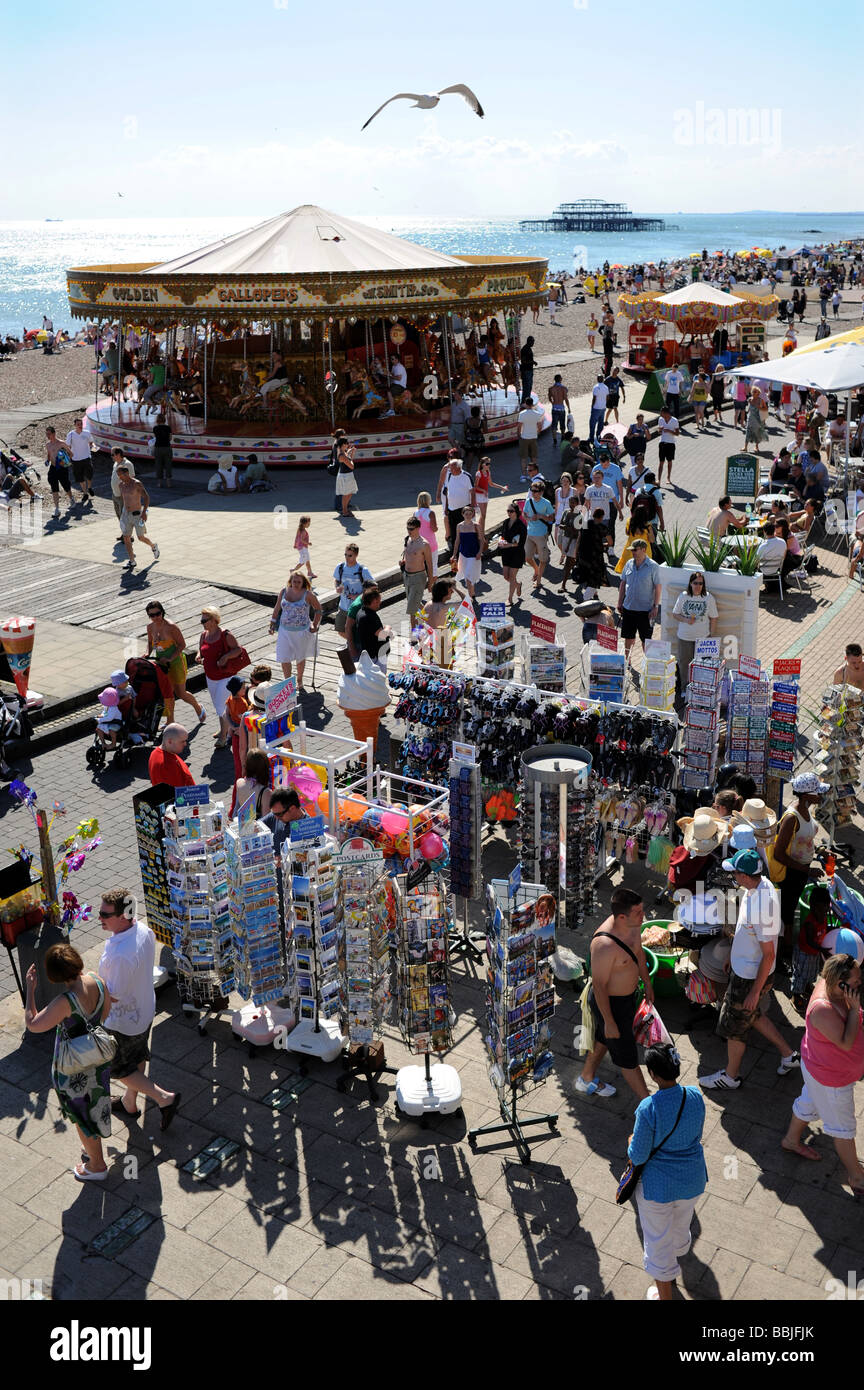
[468, 878, 559, 1165]
[393, 872, 462, 1119]
[281, 828, 345, 1066]
[335, 857, 397, 1103]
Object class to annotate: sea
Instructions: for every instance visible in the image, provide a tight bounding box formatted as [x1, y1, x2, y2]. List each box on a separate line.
[1, 212, 862, 341]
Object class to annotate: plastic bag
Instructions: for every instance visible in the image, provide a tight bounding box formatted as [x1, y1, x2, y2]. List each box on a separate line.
[551, 946, 584, 982]
[633, 998, 673, 1048]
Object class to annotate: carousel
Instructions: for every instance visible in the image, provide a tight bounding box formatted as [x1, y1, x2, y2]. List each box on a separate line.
[66, 205, 548, 467]
[618, 281, 778, 373]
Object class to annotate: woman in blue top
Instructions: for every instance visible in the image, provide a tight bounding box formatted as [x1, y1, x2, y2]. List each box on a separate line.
[627, 1042, 707, 1301]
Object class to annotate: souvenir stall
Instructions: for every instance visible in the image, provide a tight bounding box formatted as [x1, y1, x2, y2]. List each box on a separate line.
[225, 815, 293, 1053]
[617, 283, 778, 373]
[162, 790, 234, 1031]
[447, 749, 485, 963]
[470, 876, 559, 1165]
[334, 853, 397, 1101]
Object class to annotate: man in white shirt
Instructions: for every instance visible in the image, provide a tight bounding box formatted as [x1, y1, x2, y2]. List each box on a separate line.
[110, 446, 136, 536]
[585, 466, 619, 533]
[699, 850, 800, 1089]
[656, 407, 680, 486]
[390, 359, 408, 393]
[756, 520, 789, 579]
[663, 366, 684, 414]
[99, 887, 181, 1125]
[517, 398, 545, 466]
[65, 417, 94, 504]
[588, 375, 609, 444]
[436, 451, 474, 557]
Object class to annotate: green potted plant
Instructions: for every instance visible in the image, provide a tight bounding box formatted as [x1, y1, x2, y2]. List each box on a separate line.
[735, 538, 763, 577]
[688, 531, 734, 573]
[654, 525, 692, 568]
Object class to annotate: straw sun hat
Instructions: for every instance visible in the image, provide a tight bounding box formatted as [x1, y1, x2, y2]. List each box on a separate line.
[731, 799, 777, 836]
[676, 809, 729, 856]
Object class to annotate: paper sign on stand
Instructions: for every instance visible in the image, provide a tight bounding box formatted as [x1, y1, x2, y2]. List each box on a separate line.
[508, 863, 522, 898]
[773, 659, 802, 677]
[644, 639, 672, 659]
[738, 654, 762, 680]
[174, 784, 210, 809]
[595, 623, 619, 652]
[289, 814, 325, 843]
[333, 836, 384, 865]
[694, 638, 720, 661]
[452, 741, 477, 765]
[265, 677, 297, 721]
[237, 793, 258, 830]
[479, 602, 506, 622]
[530, 615, 557, 644]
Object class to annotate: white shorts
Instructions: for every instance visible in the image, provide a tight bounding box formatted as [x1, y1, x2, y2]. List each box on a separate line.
[792, 1060, 858, 1140]
[295, 547, 310, 565]
[120, 508, 147, 537]
[336, 473, 358, 496]
[635, 1185, 699, 1283]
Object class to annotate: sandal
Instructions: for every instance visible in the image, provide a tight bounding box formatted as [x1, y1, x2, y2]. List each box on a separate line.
[111, 1097, 140, 1117]
[73, 1163, 108, 1182]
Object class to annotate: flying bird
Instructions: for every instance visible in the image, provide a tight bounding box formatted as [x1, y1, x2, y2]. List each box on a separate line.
[117, 192, 124, 198]
[362, 84, 484, 131]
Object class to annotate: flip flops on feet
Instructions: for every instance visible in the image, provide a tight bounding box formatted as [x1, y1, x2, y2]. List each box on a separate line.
[574, 1076, 616, 1098]
[159, 1092, 181, 1131]
[73, 1163, 108, 1182]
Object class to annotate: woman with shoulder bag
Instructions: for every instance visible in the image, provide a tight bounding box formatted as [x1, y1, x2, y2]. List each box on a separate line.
[269, 572, 322, 689]
[335, 436, 358, 517]
[25, 944, 115, 1182]
[199, 605, 246, 748]
[624, 1043, 707, 1300]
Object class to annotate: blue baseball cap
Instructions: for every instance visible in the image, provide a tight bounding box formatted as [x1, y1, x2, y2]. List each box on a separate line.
[721, 848, 763, 876]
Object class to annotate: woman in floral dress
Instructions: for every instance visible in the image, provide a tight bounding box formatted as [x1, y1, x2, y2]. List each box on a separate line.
[25, 942, 113, 1181]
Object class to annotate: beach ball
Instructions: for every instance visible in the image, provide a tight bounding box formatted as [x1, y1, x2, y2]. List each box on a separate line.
[339, 795, 369, 823]
[419, 832, 444, 861]
[381, 810, 410, 838]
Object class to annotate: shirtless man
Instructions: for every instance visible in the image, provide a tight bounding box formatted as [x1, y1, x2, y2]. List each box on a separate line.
[834, 643, 864, 691]
[115, 465, 160, 572]
[576, 887, 653, 1100]
[706, 495, 747, 539]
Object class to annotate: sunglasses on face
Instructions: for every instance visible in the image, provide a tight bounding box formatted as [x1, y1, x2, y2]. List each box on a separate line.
[98, 909, 117, 919]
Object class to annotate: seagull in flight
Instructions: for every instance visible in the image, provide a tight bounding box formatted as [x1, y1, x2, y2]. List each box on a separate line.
[362, 84, 484, 130]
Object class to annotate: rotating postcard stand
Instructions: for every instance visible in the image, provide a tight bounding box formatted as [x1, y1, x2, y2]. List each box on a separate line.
[335, 855, 398, 1103]
[281, 823, 344, 1068]
[162, 790, 234, 1036]
[393, 872, 462, 1121]
[468, 877, 559, 1166]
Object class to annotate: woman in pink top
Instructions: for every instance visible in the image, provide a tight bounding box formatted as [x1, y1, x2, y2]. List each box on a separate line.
[413, 491, 439, 569]
[781, 954, 864, 1194]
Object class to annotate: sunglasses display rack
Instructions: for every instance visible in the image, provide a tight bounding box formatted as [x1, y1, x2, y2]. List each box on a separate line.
[393, 873, 463, 1118]
[162, 797, 234, 1026]
[280, 830, 345, 1065]
[814, 684, 864, 838]
[468, 878, 559, 1165]
[519, 744, 597, 932]
[727, 667, 771, 794]
[388, 667, 467, 785]
[681, 657, 723, 791]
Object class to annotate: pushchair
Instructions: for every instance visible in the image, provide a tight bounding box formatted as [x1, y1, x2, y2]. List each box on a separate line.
[594, 431, 622, 464]
[85, 657, 169, 771]
[0, 688, 33, 779]
[0, 442, 40, 503]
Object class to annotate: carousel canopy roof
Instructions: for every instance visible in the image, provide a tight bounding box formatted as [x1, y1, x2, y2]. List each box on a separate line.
[655, 283, 743, 308]
[146, 205, 468, 277]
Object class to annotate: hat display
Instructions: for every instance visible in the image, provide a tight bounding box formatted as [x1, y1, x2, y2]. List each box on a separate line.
[676, 809, 729, 856]
[721, 848, 763, 876]
[731, 799, 777, 833]
[728, 824, 757, 851]
[791, 771, 830, 796]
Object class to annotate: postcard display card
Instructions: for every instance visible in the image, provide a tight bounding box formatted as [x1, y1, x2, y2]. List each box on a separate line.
[814, 685, 864, 831]
[681, 658, 723, 791]
[162, 798, 233, 1007]
[524, 636, 566, 693]
[726, 668, 770, 793]
[483, 880, 556, 1096]
[448, 758, 483, 900]
[337, 862, 392, 1047]
[396, 872, 454, 1055]
[224, 820, 285, 1006]
[477, 617, 516, 679]
[132, 786, 174, 946]
[283, 833, 342, 1027]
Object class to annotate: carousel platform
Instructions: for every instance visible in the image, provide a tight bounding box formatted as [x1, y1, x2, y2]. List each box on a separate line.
[85, 387, 538, 467]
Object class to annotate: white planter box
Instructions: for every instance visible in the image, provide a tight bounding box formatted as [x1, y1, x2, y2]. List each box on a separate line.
[656, 564, 760, 662]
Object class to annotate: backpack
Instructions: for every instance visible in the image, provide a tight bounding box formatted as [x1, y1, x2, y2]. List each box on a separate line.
[640, 485, 660, 522]
[463, 416, 485, 449]
[533, 476, 556, 507]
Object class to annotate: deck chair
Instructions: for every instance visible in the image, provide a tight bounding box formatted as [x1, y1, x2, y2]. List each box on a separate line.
[758, 554, 785, 599]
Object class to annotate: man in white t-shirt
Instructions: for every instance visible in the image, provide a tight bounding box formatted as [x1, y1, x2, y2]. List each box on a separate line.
[699, 850, 800, 1090]
[99, 888, 181, 1126]
[663, 366, 684, 414]
[656, 407, 680, 486]
[390, 359, 407, 393]
[517, 399, 545, 466]
[588, 375, 609, 445]
[756, 520, 788, 578]
[585, 467, 619, 524]
[65, 417, 94, 503]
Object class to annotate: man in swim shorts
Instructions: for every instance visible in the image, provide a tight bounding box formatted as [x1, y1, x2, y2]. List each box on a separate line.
[577, 887, 653, 1100]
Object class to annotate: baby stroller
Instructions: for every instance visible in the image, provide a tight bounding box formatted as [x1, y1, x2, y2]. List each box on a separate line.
[594, 431, 622, 464]
[0, 688, 33, 779]
[85, 657, 169, 771]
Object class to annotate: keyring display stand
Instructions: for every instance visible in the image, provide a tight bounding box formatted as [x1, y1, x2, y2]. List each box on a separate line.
[448, 755, 485, 964]
[469, 878, 559, 1165]
[519, 745, 596, 932]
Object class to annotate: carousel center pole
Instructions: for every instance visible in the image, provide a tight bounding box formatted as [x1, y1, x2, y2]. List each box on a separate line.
[203, 319, 208, 428]
[327, 323, 336, 429]
[441, 316, 454, 405]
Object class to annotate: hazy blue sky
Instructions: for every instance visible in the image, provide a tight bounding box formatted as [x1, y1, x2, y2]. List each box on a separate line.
[5, 0, 862, 218]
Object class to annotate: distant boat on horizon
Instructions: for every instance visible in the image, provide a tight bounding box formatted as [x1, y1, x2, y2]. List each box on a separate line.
[45, 218, 63, 222]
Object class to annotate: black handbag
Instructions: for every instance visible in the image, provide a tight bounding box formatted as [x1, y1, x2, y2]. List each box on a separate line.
[615, 1088, 686, 1205]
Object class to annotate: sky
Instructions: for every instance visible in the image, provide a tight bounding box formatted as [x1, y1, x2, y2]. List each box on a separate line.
[4, 0, 863, 219]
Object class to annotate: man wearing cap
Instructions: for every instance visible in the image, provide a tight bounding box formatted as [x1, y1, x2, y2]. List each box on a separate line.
[148, 723, 195, 789]
[618, 540, 661, 664]
[699, 848, 800, 1091]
